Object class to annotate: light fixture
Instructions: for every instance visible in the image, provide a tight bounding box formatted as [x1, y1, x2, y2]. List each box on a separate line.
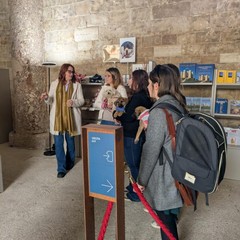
[42, 62, 56, 156]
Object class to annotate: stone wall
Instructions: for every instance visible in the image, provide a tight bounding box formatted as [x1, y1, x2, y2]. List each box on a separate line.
[0, 0, 11, 69]
[1, 0, 240, 148]
[43, 0, 240, 76]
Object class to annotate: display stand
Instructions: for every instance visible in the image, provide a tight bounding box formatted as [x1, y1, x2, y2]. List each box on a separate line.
[81, 124, 125, 240]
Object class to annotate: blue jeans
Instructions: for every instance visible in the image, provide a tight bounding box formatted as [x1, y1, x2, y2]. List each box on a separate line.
[54, 132, 75, 173]
[124, 136, 145, 196]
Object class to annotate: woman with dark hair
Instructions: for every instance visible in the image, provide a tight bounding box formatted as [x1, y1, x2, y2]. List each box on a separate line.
[165, 63, 186, 104]
[40, 63, 84, 178]
[115, 69, 153, 202]
[93, 67, 127, 125]
[138, 65, 187, 239]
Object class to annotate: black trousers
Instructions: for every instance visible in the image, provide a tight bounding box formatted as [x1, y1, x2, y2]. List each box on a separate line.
[155, 210, 179, 240]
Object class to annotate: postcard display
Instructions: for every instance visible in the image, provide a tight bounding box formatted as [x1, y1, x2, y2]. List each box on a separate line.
[180, 64, 240, 180]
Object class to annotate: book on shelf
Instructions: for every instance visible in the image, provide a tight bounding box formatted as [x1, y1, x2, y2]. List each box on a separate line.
[195, 64, 215, 83]
[236, 71, 240, 84]
[217, 70, 227, 83]
[186, 97, 193, 111]
[186, 97, 211, 113]
[179, 63, 197, 83]
[191, 97, 201, 112]
[199, 97, 211, 114]
[215, 98, 228, 114]
[229, 100, 240, 115]
[225, 70, 236, 84]
[224, 127, 240, 146]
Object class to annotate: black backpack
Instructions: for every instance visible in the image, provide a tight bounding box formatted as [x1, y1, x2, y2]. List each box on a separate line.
[153, 102, 227, 209]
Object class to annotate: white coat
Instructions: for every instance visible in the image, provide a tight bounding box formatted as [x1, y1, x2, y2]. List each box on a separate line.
[45, 79, 85, 136]
[93, 84, 127, 121]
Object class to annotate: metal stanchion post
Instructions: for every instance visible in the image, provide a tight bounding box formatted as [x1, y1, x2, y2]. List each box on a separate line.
[42, 62, 56, 156]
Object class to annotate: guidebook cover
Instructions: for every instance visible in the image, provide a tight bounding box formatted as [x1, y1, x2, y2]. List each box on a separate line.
[226, 70, 236, 83]
[196, 64, 215, 82]
[179, 63, 197, 83]
[217, 70, 227, 83]
[229, 100, 240, 115]
[215, 98, 228, 114]
[191, 97, 201, 112]
[185, 97, 193, 111]
[200, 97, 211, 113]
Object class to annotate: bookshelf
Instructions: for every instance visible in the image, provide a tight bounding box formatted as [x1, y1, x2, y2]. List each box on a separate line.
[181, 72, 240, 181]
[181, 82, 214, 115]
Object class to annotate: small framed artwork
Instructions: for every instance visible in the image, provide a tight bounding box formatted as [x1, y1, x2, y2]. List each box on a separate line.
[102, 45, 120, 63]
[119, 37, 136, 63]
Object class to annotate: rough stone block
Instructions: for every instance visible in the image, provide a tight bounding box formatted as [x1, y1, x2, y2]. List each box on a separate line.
[220, 53, 240, 63]
[162, 34, 177, 45]
[74, 27, 99, 42]
[77, 41, 93, 51]
[125, 0, 146, 8]
[154, 45, 182, 57]
[191, 0, 217, 15]
[153, 2, 190, 19]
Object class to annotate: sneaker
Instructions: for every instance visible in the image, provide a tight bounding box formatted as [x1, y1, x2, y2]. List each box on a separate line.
[151, 221, 160, 229]
[124, 193, 131, 202]
[143, 208, 149, 213]
[57, 172, 66, 178]
[126, 185, 132, 192]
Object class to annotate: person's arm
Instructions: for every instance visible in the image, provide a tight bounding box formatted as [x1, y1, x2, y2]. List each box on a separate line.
[44, 80, 56, 105]
[138, 108, 167, 187]
[93, 86, 105, 109]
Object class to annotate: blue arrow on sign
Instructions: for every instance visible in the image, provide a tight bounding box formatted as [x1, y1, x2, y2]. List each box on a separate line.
[101, 179, 113, 192]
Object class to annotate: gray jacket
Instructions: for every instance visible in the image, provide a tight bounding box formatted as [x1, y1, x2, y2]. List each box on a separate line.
[138, 94, 183, 211]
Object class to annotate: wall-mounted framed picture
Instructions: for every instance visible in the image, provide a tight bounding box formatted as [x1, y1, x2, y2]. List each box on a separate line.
[102, 45, 120, 63]
[119, 37, 136, 63]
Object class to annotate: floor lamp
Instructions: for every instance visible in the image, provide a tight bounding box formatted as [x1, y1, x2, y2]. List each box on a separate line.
[42, 62, 56, 156]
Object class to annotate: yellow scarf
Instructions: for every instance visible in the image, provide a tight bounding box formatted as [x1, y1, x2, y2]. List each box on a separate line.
[54, 81, 76, 136]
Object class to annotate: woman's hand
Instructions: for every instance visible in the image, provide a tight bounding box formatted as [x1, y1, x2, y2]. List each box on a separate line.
[67, 99, 73, 107]
[40, 92, 48, 101]
[136, 183, 145, 193]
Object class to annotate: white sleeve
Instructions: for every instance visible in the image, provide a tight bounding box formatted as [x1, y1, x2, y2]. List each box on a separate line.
[93, 86, 105, 108]
[45, 80, 56, 105]
[117, 85, 128, 98]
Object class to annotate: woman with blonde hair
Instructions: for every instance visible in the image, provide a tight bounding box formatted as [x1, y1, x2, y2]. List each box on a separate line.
[93, 67, 127, 125]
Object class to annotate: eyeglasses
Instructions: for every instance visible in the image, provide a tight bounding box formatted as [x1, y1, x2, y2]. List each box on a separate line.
[67, 70, 74, 74]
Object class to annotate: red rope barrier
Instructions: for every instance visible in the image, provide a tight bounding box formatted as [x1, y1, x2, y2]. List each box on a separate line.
[132, 182, 176, 240]
[97, 201, 114, 240]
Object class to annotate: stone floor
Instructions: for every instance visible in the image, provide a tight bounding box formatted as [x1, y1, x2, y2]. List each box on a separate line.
[0, 142, 240, 240]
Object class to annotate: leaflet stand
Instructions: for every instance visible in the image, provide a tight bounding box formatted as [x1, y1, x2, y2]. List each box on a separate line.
[81, 124, 125, 240]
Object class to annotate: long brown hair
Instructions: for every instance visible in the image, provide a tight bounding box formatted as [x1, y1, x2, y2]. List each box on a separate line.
[58, 63, 76, 83]
[150, 65, 186, 108]
[131, 69, 149, 94]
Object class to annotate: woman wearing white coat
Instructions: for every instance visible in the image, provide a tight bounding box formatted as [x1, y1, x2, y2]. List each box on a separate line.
[41, 63, 84, 178]
[93, 67, 127, 125]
